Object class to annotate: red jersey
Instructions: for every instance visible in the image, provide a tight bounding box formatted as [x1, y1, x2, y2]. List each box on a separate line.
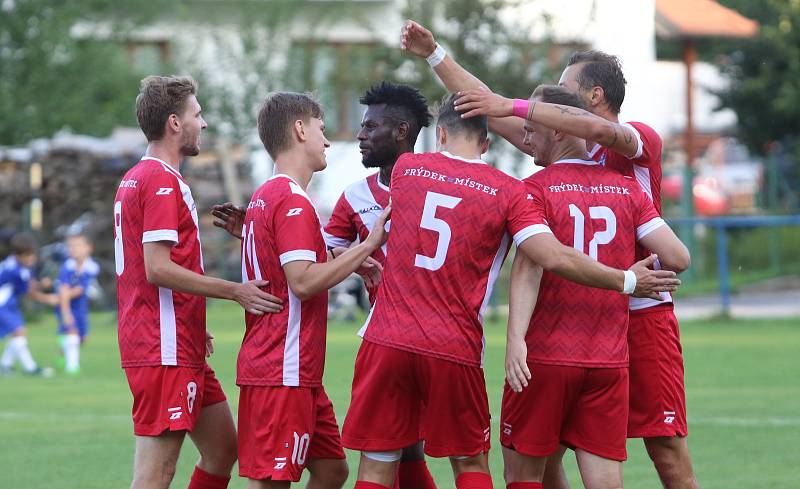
[114, 157, 206, 368]
[323, 172, 390, 304]
[237, 174, 328, 387]
[590, 121, 671, 310]
[362, 152, 549, 367]
[523, 159, 665, 368]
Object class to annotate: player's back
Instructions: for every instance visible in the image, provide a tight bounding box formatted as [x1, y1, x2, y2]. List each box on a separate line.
[362, 152, 545, 367]
[238, 175, 328, 388]
[113, 157, 206, 368]
[523, 159, 663, 368]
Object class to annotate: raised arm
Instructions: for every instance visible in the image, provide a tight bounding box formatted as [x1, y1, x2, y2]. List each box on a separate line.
[400, 20, 532, 155]
[454, 88, 641, 158]
[638, 226, 691, 273]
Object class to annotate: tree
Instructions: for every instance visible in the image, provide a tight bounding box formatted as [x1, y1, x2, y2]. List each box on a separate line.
[0, 0, 167, 145]
[715, 0, 800, 158]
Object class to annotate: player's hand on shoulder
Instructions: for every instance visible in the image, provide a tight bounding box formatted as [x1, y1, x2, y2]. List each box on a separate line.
[365, 203, 392, 249]
[505, 336, 531, 393]
[235, 280, 284, 315]
[629, 255, 681, 300]
[211, 202, 246, 239]
[400, 20, 437, 58]
[454, 88, 514, 119]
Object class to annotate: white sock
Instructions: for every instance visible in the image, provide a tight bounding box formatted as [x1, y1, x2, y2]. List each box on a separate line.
[64, 334, 80, 373]
[11, 336, 37, 372]
[1, 341, 14, 368]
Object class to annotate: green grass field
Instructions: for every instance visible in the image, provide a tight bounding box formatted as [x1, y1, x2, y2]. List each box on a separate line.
[2, 303, 799, 489]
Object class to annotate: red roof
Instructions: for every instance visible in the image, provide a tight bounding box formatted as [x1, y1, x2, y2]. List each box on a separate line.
[656, 0, 759, 39]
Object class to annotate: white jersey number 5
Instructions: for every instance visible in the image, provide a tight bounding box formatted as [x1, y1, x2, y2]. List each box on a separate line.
[414, 191, 462, 271]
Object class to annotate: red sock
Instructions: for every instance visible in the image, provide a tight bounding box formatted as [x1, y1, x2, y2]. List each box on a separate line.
[187, 466, 230, 489]
[355, 482, 392, 489]
[398, 460, 437, 489]
[507, 483, 542, 489]
[456, 472, 493, 489]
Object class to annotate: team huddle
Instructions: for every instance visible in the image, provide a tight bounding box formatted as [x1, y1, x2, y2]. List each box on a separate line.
[114, 20, 700, 489]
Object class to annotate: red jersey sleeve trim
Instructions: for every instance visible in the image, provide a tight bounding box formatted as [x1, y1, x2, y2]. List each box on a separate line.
[513, 224, 552, 246]
[636, 217, 666, 240]
[279, 249, 318, 266]
[621, 122, 644, 159]
[142, 229, 179, 244]
[322, 230, 352, 248]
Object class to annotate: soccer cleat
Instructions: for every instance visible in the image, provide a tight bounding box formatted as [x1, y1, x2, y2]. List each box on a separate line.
[0, 365, 14, 376]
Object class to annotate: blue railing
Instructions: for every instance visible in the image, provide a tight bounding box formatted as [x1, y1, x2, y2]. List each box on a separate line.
[666, 215, 800, 315]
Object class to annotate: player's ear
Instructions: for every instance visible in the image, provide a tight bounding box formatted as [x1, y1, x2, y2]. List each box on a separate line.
[293, 119, 306, 142]
[480, 137, 489, 155]
[167, 113, 181, 135]
[436, 125, 447, 148]
[590, 86, 604, 109]
[395, 121, 410, 142]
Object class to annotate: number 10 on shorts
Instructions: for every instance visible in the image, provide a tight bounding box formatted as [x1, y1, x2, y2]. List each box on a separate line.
[292, 432, 310, 466]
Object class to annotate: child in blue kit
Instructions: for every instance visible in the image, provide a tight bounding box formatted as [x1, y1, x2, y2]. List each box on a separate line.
[1, 233, 58, 375]
[55, 233, 99, 374]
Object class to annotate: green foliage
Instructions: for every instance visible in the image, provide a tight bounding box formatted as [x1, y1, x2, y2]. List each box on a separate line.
[0, 0, 169, 145]
[714, 0, 800, 158]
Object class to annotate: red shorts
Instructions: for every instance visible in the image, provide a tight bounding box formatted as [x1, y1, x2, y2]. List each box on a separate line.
[124, 363, 227, 436]
[628, 304, 688, 438]
[238, 385, 345, 482]
[342, 341, 491, 458]
[500, 363, 629, 462]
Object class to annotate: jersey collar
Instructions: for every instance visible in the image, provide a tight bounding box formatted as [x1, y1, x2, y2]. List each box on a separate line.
[141, 156, 182, 177]
[553, 158, 600, 166]
[440, 151, 486, 165]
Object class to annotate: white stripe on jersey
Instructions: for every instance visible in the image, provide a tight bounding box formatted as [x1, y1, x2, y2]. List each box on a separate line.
[621, 122, 644, 159]
[142, 229, 179, 244]
[322, 230, 352, 249]
[512, 224, 552, 247]
[634, 165, 654, 201]
[344, 178, 387, 255]
[636, 217, 666, 240]
[158, 286, 177, 365]
[478, 233, 511, 367]
[283, 288, 301, 386]
[279, 250, 317, 266]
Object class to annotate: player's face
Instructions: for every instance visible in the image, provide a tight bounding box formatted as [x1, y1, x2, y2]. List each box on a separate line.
[178, 95, 207, 157]
[357, 104, 400, 169]
[17, 252, 36, 268]
[67, 236, 92, 262]
[558, 63, 594, 111]
[522, 112, 555, 166]
[305, 117, 330, 171]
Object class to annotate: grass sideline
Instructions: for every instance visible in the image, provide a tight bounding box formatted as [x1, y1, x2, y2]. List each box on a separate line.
[2, 304, 799, 488]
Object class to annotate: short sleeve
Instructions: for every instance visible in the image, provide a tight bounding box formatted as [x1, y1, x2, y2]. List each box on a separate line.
[275, 193, 322, 266]
[323, 193, 357, 248]
[507, 178, 551, 247]
[56, 262, 71, 288]
[14, 267, 31, 297]
[618, 122, 662, 166]
[633, 186, 665, 240]
[140, 170, 180, 244]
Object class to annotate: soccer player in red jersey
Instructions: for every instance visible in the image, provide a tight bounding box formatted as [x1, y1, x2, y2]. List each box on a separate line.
[403, 21, 701, 489]
[342, 94, 681, 489]
[114, 76, 283, 489]
[237, 92, 390, 489]
[324, 81, 439, 489]
[499, 85, 689, 489]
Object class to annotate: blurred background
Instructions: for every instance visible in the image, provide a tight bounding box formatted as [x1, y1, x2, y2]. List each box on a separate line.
[2, 2, 800, 488]
[1, 0, 798, 316]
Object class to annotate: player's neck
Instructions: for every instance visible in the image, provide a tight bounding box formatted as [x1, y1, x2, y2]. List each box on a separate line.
[593, 106, 620, 124]
[273, 158, 312, 190]
[144, 142, 183, 171]
[440, 141, 482, 161]
[378, 165, 394, 187]
[551, 144, 589, 163]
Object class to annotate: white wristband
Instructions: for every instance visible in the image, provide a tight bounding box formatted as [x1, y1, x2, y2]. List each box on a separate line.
[426, 43, 447, 67]
[622, 270, 637, 295]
